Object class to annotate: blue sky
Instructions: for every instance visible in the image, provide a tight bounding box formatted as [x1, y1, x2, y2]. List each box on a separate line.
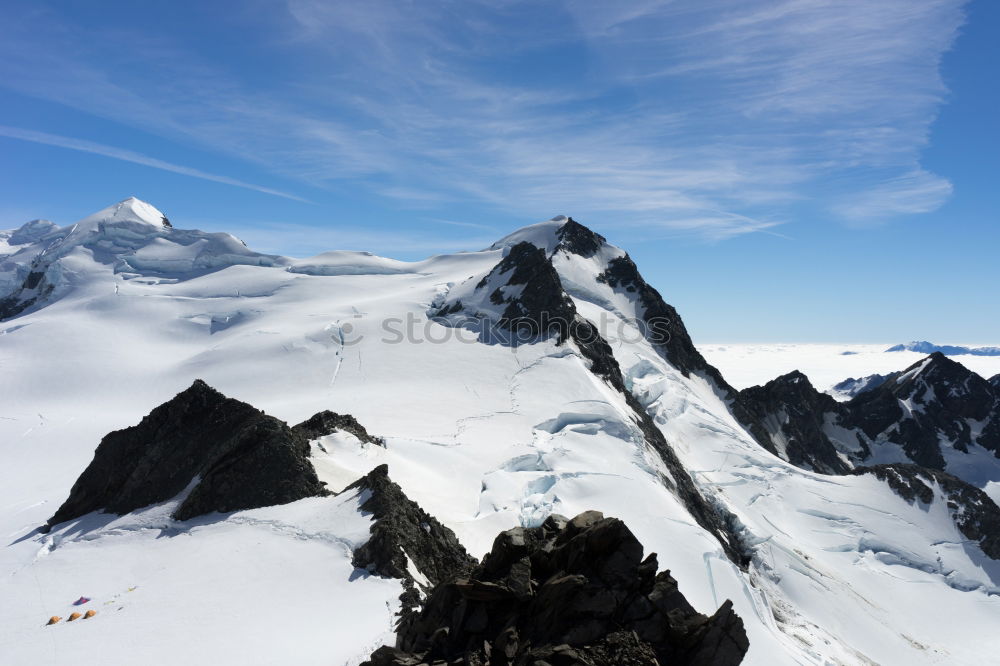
[0, 0, 995, 342]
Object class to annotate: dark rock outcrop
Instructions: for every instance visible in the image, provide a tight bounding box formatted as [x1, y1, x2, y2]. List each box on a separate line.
[555, 217, 607, 258]
[844, 353, 1000, 468]
[542, 220, 1000, 489]
[293, 410, 384, 446]
[430, 241, 578, 344]
[853, 464, 1000, 559]
[363, 511, 749, 666]
[737, 372, 857, 475]
[736, 354, 1000, 480]
[346, 465, 476, 616]
[489, 242, 580, 341]
[45, 380, 328, 529]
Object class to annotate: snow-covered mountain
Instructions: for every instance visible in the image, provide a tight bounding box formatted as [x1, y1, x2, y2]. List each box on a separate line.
[0, 197, 283, 320]
[3, 200, 1000, 665]
[887, 341, 1000, 356]
[829, 373, 891, 400]
[737, 354, 1000, 485]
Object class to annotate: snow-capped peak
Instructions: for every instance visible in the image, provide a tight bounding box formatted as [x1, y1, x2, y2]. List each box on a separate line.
[0, 197, 287, 321]
[487, 216, 570, 254]
[74, 196, 171, 232]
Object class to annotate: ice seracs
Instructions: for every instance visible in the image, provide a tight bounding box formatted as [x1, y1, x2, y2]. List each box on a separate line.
[7, 218, 59, 245]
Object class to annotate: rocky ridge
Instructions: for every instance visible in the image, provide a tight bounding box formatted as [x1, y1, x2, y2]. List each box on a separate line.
[364, 511, 749, 666]
[293, 410, 385, 446]
[45, 380, 330, 528]
[737, 371, 856, 475]
[737, 353, 1000, 476]
[345, 464, 477, 618]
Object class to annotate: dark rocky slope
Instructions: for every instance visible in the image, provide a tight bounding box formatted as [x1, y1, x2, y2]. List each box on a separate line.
[737, 354, 1000, 477]
[363, 511, 748, 666]
[345, 465, 476, 617]
[45, 380, 329, 529]
[852, 464, 1000, 559]
[844, 352, 1000, 468]
[292, 410, 385, 446]
[737, 372, 857, 475]
[553, 216, 607, 257]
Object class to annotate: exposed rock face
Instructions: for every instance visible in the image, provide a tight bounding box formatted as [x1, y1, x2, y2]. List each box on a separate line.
[346, 465, 476, 616]
[738, 372, 856, 475]
[45, 380, 328, 529]
[991, 374, 1000, 391]
[555, 217, 607, 258]
[489, 242, 580, 341]
[293, 410, 384, 446]
[845, 353, 1000, 468]
[363, 511, 749, 666]
[853, 464, 1000, 559]
[430, 241, 578, 344]
[736, 354, 1000, 480]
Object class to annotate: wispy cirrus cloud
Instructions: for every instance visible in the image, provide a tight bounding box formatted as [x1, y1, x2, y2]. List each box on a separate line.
[0, 0, 968, 238]
[834, 169, 954, 222]
[0, 125, 310, 203]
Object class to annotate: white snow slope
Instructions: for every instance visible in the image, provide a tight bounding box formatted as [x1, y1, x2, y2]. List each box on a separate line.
[2, 201, 999, 665]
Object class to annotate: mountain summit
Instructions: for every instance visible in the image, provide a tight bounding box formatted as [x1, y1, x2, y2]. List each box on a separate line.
[0, 197, 284, 320]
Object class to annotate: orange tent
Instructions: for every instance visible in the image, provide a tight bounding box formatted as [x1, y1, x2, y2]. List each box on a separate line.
[46, 616, 61, 625]
[67, 612, 82, 622]
[83, 610, 97, 619]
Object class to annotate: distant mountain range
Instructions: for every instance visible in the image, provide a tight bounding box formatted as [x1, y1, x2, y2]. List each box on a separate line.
[886, 341, 1000, 356]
